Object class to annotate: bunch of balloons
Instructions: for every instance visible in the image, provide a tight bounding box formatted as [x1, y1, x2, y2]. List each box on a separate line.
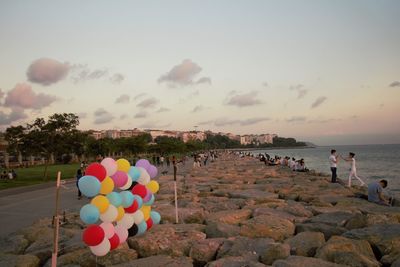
[78, 158, 161, 256]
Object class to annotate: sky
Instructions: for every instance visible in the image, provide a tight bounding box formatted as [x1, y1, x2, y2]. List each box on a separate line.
[0, 0, 399, 146]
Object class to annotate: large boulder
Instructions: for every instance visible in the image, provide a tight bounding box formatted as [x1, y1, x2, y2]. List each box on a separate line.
[0, 235, 29, 254]
[228, 189, 279, 203]
[189, 238, 225, 267]
[272, 255, 346, 267]
[206, 256, 267, 267]
[240, 215, 295, 241]
[205, 222, 241, 238]
[128, 224, 206, 257]
[343, 224, 400, 263]
[111, 255, 193, 267]
[260, 242, 290, 265]
[0, 253, 40, 267]
[296, 223, 347, 240]
[216, 236, 275, 261]
[307, 212, 355, 227]
[315, 236, 380, 267]
[284, 231, 325, 257]
[277, 200, 313, 218]
[206, 209, 252, 225]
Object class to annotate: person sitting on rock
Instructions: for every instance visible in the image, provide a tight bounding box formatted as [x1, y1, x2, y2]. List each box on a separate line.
[368, 179, 390, 206]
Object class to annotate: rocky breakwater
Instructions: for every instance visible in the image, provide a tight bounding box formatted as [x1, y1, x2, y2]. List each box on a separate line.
[1, 154, 400, 267]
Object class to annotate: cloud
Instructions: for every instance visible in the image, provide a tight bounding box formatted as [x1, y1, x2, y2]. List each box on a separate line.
[286, 116, 307, 122]
[290, 84, 308, 99]
[156, 107, 170, 113]
[208, 117, 270, 127]
[196, 77, 212, 85]
[71, 66, 108, 83]
[120, 114, 128, 120]
[137, 97, 158, 109]
[139, 121, 171, 129]
[389, 81, 400, 87]
[192, 105, 205, 113]
[134, 93, 147, 101]
[0, 107, 28, 126]
[26, 58, 70, 86]
[115, 94, 130, 104]
[134, 111, 148, 118]
[158, 59, 210, 87]
[226, 91, 262, 107]
[94, 108, 114, 124]
[4, 83, 57, 110]
[308, 118, 340, 123]
[311, 96, 327, 108]
[110, 73, 125, 84]
[78, 112, 87, 119]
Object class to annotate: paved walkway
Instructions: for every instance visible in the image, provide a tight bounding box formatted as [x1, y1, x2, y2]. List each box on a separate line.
[0, 160, 194, 238]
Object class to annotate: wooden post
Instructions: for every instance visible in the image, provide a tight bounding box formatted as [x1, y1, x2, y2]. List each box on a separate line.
[51, 172, 61, 267]
[173, 165, 178, 224]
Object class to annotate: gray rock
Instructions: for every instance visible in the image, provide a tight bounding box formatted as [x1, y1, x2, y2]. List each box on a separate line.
[216, 236, 275, 261]
[285, 231, 325, 257]
[228, 189, 279, 203]
[316, 236, 380, 267]
[189, 238, 225, 266]
[205, 221, 241, 238]
[308, 212, 355, 227]
[342, 224, 400, 260]
[205, 209, 252, 225]
[0, 253, 40, 267]
[260, 242, 290, 265]
[272, 255, 346, 267]
[0, 235, 29, 254]
[296, 223, 347, 240]
[206, 256, 267, 267]
[111, 255, 193, 267]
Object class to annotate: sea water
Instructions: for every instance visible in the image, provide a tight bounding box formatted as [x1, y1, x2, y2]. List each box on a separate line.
[251, 144, 400, 197]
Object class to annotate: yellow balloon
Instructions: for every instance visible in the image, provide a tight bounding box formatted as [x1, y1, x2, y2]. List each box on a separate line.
[141, 205, 151, 221]
[116, 206, 125, 221]
[91, 195, 110, 213]
[116, 158, 130, 172]
[100, 177, 114, 195]
[146, 180, 160, 194]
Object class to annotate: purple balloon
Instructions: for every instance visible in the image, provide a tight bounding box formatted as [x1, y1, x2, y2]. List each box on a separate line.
[135, 159, 150, 169]
[143, 189, 152, 202]
[147, 165, 158, 178]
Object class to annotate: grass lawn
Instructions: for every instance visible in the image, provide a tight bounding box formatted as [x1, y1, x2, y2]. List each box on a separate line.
[0, 163, 80, 190]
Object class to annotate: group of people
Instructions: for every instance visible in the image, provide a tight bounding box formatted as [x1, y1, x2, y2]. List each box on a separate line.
[259, 154, 309, 172]
[0, 169, 17, 180]
[329, 149, 391, 206]
[192, 151, 218, 168]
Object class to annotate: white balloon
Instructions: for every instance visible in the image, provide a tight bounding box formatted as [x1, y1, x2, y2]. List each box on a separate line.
[99, 222, 115, 239]
[101, 157, 118, 177]
[137, 167, 150, 185]
[132, 210, 144, 224]
[117, 214, 134, 229]
[114, 225, 129, 244]
[120, 175, 133, 190]
[100, 204, 118, 223]
[89, 238, 110, 257]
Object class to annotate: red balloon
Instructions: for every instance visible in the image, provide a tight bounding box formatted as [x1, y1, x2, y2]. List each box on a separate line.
[131, 184, 147, 198]
[146, 218, 153, 230]
[86, 163, 107, 182]
[109, 233, 120, 250]
[124, 199, 139, 213]
[82, 225, 105, 246]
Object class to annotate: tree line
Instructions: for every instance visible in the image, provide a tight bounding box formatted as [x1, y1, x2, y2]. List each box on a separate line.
[3, 113, 306, 165]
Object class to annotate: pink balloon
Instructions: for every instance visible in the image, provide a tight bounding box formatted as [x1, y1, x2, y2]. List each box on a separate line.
[111, 171, 128, 188]
[101, 158, 118, 177]
[114, 225, 128, 244]
[100, 222, 115, 239]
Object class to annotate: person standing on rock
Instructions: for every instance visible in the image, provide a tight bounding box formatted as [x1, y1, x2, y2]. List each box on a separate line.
[342, 152, 365, 187]
[329, 149, 339, 183]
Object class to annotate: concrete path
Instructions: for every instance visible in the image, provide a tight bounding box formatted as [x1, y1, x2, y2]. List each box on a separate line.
[0, 159, 195, 238]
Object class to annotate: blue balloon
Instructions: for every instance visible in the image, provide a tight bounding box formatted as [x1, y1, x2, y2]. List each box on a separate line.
[78, 175, 101, 197]
[128, 167, 141, 181]
[107, 192, 122, 207]
[137, 221, 147, 235]
[150, 211, 161, 224]
[120, 191, 134, 208]
[80, 204, 100, 224]
[144, 194, 155, 206]
[132, 195, 143, 209]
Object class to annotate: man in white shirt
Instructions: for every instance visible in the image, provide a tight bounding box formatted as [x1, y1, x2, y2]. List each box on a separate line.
[329, 149, 339, 183]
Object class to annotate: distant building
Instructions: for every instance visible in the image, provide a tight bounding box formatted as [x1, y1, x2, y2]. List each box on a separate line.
[145, 130, 179, 141]
[179, 131, 206, 143]
[240, 133, 277, 145]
